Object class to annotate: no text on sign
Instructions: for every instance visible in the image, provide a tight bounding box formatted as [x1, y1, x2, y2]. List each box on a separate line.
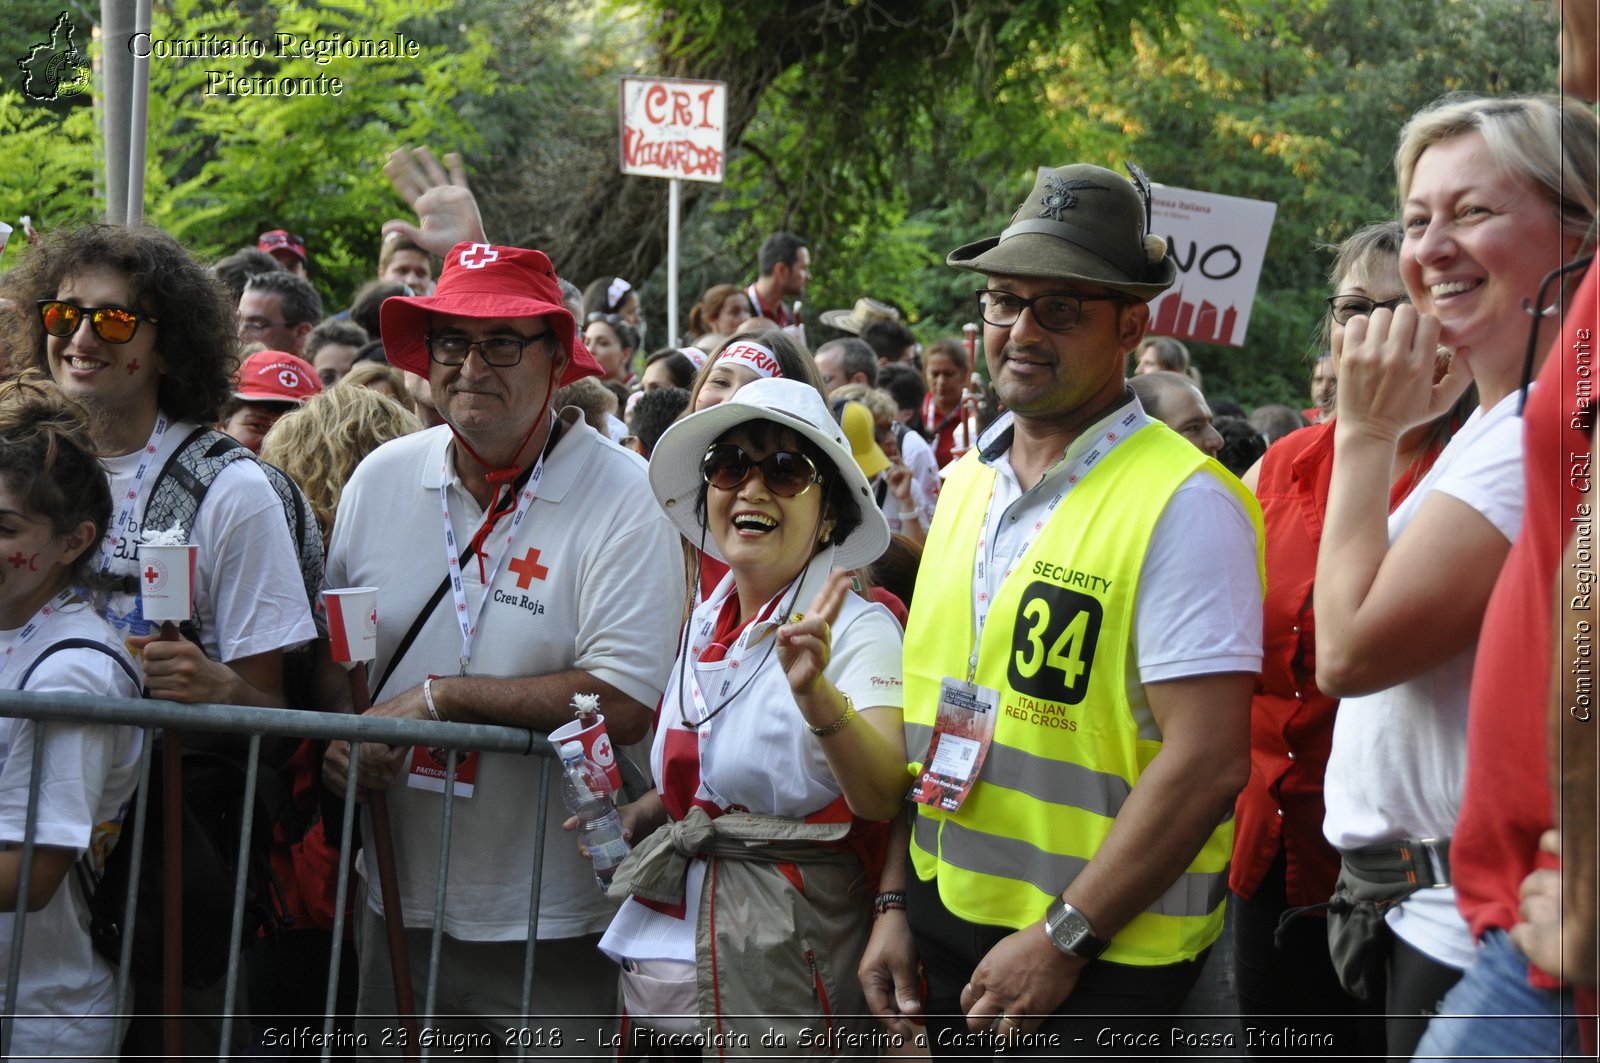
[619, 75, 726, 183]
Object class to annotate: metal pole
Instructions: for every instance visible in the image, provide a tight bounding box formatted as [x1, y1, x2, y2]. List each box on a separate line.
[99, 0, 132, 223]
[667, 178, 680, 346]
[159, 622, 183, 1058]
[126, 0, 153, 224]
[349, 664, 419, 1058]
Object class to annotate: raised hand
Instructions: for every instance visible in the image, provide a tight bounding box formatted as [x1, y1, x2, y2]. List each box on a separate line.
[382, 145, 487, 256]
[776, 568, 852, 697]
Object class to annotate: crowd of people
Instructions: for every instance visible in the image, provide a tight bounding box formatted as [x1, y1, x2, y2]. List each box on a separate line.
[0, 5, 1594, 1059]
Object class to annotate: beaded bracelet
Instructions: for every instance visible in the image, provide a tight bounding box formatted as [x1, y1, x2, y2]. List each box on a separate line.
[873, 889, 908, 915]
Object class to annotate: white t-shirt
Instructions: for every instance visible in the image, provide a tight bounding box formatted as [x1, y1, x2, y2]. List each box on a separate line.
[975, 400, 1263, 740]
[0, 601, 142, 1060]
[97, 417, 316, 662]
[327, 411, 685, 940]
[601, 553, 904, 964]
[1322, 392, 1526, 970]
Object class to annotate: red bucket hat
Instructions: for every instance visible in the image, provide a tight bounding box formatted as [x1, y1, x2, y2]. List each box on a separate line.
[379, 243, 600, 387]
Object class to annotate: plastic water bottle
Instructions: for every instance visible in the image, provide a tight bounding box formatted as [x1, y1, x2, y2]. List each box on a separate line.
[559, 741, 630, 890]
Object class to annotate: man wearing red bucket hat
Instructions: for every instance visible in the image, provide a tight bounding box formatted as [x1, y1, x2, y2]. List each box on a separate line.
[323, 242, 684, 1047]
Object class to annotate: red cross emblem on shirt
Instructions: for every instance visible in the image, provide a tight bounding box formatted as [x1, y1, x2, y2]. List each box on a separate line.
[509, 547, 549, 589]
[458, 244, 499, 269]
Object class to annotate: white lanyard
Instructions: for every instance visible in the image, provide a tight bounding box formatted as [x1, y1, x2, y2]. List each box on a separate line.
[97, 412, 169, 575]
[966, 409, 1138, 680]
[439, 448, 547, 675]
[680, 553, 827, 729]
[683, 588, 787, 730]
[0, 588, 77, 686]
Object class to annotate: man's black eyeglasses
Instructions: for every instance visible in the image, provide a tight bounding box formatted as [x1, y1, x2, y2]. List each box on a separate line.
[427, 332, 550, 367]
[1326, 294, 1410, 325]
[975, 289, 1129, 333]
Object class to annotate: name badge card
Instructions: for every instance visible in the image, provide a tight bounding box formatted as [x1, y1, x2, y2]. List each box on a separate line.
[406, 673, 481, 797]
[912, 677, 999, 812]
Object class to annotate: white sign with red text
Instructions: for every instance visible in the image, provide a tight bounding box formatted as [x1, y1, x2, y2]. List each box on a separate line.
[619, 76, 727, 184]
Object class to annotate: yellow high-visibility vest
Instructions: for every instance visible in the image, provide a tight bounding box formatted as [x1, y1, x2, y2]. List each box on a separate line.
[903, 420, 1264, 965]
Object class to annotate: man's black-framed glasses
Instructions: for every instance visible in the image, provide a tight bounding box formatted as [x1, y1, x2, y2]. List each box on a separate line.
[1326, 293, 1410, 325]
[38, 299, 157, 344]
[426, 331, 550, 367]
[975, 289, 1129, 333]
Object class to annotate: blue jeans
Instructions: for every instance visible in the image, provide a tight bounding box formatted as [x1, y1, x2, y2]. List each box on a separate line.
[1412, 929, 1581, 1061]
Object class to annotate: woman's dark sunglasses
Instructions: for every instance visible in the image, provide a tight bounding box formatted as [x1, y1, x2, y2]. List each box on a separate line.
[37, 300, 158, 344]
[701, 443, 819, 497]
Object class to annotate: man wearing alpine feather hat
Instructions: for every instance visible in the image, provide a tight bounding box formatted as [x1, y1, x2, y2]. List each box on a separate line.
[322, 241, 685, 1049]
[860, 164, 1265, 1049]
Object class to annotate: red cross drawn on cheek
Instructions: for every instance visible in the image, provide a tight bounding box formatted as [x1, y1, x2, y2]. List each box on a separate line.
[126, 359, 140, 375]
[7, 552, 29, 569]
[508, 548, 549, 589]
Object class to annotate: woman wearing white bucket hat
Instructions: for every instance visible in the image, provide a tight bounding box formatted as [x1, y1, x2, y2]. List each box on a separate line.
[595, 377, 907, 1053]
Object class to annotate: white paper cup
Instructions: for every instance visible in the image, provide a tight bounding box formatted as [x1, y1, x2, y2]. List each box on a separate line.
[324, 587, 379, 663]
[549, 713, 623, 792]
[139, 544, 197, 623]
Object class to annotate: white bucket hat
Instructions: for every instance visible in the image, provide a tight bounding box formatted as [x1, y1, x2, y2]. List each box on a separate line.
[648, 377, 892, 571]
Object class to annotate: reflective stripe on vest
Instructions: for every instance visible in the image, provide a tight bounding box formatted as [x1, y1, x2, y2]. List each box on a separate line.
[902, 421, 1264, 966]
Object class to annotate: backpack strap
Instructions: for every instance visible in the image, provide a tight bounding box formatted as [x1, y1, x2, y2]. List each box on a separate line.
[142, 428, 325, 639]
[20, 637, 142, 691]
[255, 459, 326, 620]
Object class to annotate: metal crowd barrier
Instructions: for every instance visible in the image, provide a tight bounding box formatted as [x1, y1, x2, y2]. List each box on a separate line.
[0, 688, 560, 1061]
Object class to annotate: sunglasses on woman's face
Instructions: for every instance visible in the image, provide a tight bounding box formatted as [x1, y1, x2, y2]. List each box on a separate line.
[701, 443, 820, 497]
[37, 299, 158, 344]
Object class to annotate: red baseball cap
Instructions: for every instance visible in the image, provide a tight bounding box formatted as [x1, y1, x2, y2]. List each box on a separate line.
[233, 350, 322, 404]
[379, 242, 600, 387]
[257, 229, 307, 263]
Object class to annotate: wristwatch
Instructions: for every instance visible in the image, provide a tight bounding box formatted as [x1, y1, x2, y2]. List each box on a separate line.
[1043, 898, 1109, 959]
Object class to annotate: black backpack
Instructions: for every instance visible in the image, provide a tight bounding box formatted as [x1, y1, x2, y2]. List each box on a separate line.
[78, 735, 293, 988]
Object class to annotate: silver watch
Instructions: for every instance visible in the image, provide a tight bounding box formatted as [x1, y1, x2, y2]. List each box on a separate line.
[1043, 898, 1109, 959]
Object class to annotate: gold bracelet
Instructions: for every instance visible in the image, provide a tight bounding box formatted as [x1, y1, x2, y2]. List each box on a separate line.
[808, 694, 856, 737]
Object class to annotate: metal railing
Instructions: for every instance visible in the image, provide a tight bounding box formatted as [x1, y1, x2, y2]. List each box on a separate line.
[0, 688, 561, 1061]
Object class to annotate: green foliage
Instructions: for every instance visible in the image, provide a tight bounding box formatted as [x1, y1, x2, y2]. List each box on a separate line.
[622, 0, 1558, 405]
[1, 0, 495, 309]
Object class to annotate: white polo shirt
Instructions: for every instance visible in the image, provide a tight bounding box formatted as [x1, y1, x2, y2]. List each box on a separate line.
[327, 409, 686, 940]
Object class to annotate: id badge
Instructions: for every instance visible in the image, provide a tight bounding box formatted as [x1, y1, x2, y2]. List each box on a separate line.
[406, 673, 481, 797]
[911, 677, 999, 812]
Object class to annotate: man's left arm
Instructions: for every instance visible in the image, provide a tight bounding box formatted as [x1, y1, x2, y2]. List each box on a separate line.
[962, 672, 1253, 1030]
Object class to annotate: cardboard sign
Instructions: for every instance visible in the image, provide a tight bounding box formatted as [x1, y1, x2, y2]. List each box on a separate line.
[1147, 185, 1278, 348]
[618, 76, 727, 183]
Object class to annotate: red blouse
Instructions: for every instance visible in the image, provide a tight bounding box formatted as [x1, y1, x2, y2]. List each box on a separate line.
[1231, 420, 1440, 905]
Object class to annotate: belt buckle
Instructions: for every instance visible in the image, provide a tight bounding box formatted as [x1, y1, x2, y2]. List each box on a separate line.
[1418, 837, 1449, 888]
